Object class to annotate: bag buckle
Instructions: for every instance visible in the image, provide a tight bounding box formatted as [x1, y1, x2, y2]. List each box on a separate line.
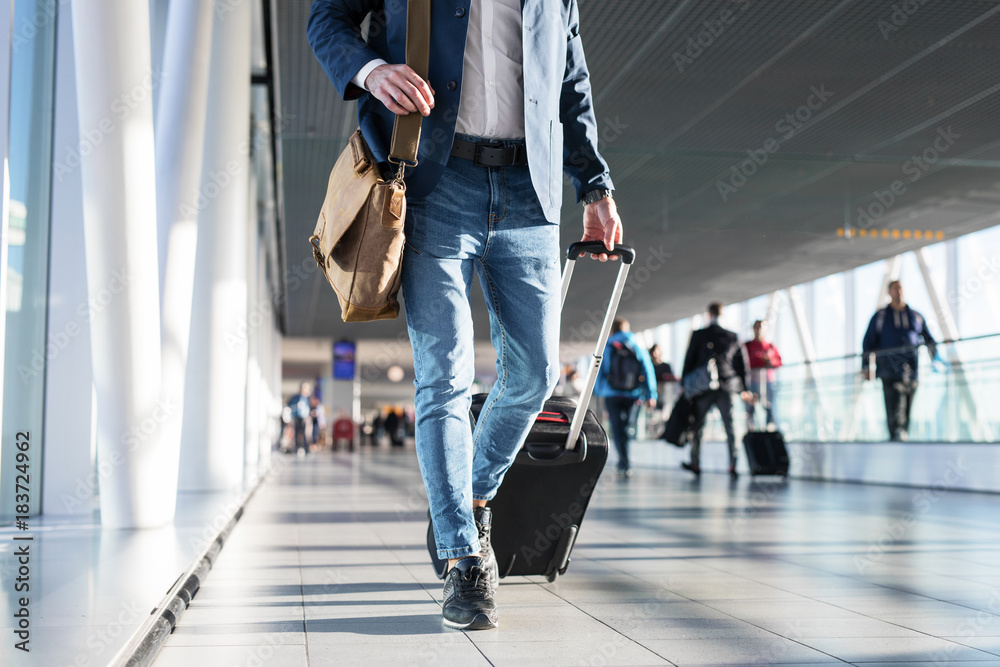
[309, 235, 324, 267]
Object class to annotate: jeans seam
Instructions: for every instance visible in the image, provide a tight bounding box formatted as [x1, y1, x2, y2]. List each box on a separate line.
[488, 167, 508, 225]
[471, 263, 508, 453]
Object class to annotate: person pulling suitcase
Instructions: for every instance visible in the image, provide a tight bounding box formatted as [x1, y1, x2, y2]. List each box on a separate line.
[428, 242, 635, 586]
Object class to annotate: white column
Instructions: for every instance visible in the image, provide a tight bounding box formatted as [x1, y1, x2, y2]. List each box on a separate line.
[71, 0, 167, 527]
[43, 5, 96, 516]
[180, 0, 252, 491]
[243, 170, 260, 481]
[155, 0, 215, 515]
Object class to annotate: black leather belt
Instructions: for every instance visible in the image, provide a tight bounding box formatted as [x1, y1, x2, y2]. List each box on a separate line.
[451, 137, 528, 167]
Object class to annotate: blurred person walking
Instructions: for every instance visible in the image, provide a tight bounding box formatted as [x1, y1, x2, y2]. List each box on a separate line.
[648, 344, 677, 412]
[287, 382, 313, 457]
[680, 303, 753, 479]
[594, 317, 657, 478]
[743, 320, 782, 431]
[862, 280, 937, 441]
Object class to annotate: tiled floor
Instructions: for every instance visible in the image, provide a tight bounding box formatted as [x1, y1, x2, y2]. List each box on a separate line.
[0, 488, 253, 666]
[158, 444, 1000, 666]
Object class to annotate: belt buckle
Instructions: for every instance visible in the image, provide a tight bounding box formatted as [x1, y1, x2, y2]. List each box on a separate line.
[474, 141, 505, 166]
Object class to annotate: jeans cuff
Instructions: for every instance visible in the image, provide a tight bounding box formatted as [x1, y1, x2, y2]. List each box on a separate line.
[471, 493, 492, 502]
[437, 540, 482, 561]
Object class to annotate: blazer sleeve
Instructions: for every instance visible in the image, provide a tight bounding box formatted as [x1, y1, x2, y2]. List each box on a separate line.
[560, 0, 614, 202]
[307, 0, 385, 101]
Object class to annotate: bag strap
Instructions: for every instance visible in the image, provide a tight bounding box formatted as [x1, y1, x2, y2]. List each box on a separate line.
[388, 0, 431, 168]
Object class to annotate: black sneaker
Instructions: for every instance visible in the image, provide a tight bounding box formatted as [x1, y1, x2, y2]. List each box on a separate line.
[442, 556, 498, 630]
[682, 461, 701, 476]
[473, 506, 499, 589]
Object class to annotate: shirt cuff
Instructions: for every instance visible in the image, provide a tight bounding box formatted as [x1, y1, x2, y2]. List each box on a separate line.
[351, 58, 388, 91]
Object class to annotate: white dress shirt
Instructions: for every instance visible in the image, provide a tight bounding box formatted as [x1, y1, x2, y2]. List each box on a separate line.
[352, 0, 525, 140]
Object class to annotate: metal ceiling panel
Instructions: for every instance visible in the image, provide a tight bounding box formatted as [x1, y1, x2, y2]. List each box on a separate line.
[277, 0, 1000, 341]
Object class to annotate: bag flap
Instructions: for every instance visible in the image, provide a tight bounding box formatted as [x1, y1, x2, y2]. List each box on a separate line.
[312, 130, 383, 259]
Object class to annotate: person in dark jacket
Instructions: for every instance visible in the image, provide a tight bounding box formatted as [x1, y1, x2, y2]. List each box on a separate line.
[681, 303, 753, 478]
[594, 317, 657, 478]
[648, 344, 677, 411]
[862, 280, 937, 441]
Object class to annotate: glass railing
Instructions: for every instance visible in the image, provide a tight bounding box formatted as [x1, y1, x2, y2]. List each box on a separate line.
[695, 333, 1000, 444]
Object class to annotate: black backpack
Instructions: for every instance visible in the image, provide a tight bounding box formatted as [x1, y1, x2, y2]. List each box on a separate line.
[608, 340, 644, 391]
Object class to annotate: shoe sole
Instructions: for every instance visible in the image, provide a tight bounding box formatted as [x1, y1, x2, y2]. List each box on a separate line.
[443, 612, 498, 630]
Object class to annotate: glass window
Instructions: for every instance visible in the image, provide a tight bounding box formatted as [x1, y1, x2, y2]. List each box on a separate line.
[1, 0, 57, 522]
[956, 225, 1000, 338]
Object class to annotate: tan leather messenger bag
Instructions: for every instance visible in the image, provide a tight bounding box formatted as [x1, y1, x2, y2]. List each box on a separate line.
[309, 0, 430, 322]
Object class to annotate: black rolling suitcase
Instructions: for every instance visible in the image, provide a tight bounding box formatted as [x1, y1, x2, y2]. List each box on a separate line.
[427, 241, 636, 582]
[743, 372, 789, 476]
[743, 431, 789, 476]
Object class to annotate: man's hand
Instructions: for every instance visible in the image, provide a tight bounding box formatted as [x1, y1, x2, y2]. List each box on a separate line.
[365, 64, 434, 116]
[740, 391, 754, 403]
[861, 368, 874, 381]
[644, 398, 657, 411]
[580, 196, 623, 262]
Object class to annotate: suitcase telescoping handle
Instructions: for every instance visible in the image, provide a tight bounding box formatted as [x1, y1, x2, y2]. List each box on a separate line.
[561, 242, 636, 453]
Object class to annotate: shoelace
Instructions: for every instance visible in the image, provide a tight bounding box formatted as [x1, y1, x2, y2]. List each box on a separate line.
[456, 567, 491, 599]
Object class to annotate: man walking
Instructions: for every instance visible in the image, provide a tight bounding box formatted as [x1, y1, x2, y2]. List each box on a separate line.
[594, 317, 657, 479]
[862, 280, 937, 441]
[309, 0, 622, 629]
[681, 303, 752, 479]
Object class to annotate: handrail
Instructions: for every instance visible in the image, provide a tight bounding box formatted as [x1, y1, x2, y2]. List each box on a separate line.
[772, 331, 1000, 370]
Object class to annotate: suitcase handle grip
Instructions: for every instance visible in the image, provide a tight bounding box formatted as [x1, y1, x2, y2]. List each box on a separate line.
[566, 242, 635, 265]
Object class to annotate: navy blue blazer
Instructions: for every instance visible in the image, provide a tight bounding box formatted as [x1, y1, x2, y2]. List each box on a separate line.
[307, 0, 614, 223]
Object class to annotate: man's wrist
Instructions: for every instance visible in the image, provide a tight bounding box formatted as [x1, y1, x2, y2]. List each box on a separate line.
[351, 58, 388, 91]
[581, 188, 614, 207]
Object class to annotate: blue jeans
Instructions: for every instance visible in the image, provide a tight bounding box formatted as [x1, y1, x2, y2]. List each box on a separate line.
[402, 143, 561, 560]
[604, 396, 637, 473]
[747, 378, 776, 427]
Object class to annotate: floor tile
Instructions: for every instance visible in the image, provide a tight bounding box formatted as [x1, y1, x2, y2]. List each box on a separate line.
[801, 636, 994, 662]
[147, 450, 1000, 666]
